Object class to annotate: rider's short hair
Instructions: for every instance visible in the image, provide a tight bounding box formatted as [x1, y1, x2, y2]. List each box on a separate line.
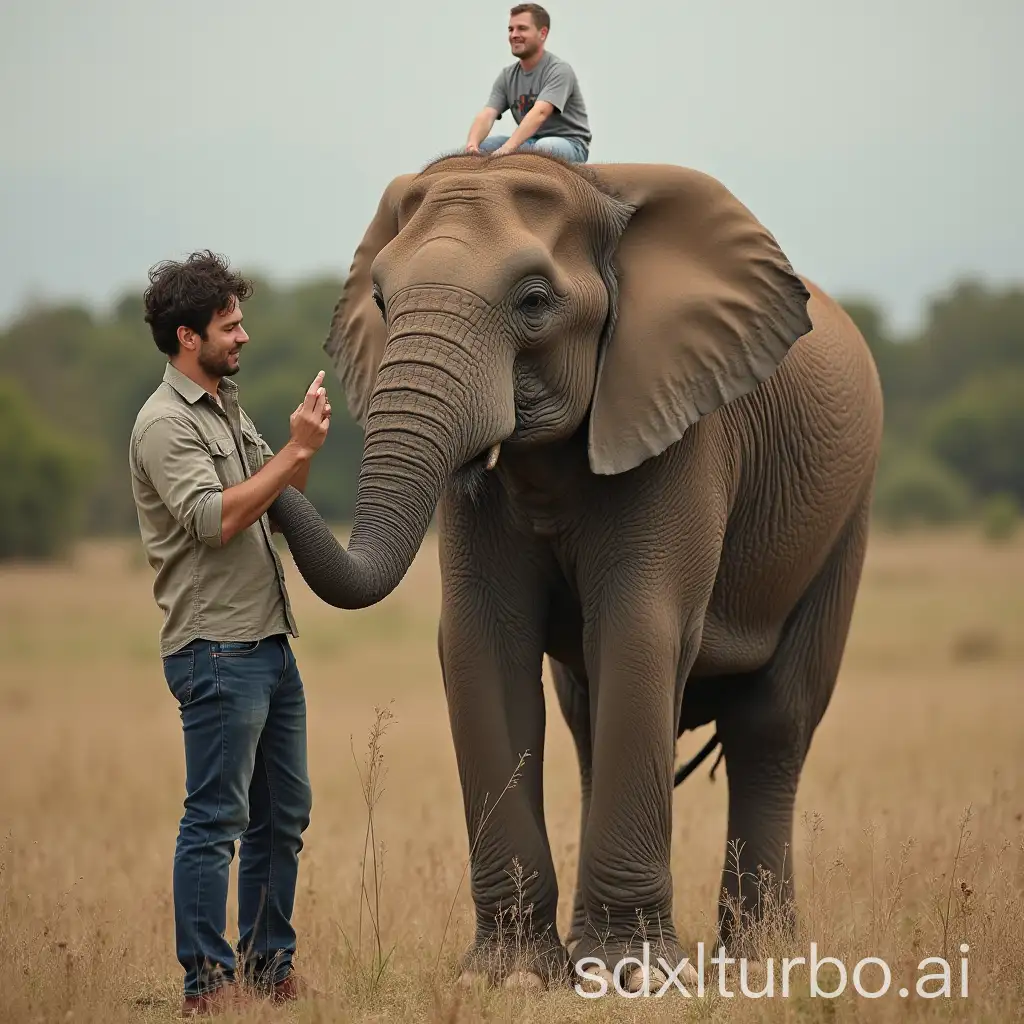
[510, 4, 550, 32]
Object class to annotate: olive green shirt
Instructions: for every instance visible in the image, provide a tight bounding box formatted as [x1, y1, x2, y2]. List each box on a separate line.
[129, 362, 298, 657]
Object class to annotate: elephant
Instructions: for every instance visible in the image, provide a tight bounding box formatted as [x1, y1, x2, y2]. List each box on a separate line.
[267, 152, 884, 990]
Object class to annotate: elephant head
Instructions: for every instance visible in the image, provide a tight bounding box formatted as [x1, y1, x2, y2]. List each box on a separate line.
[270, 154, 812, 608]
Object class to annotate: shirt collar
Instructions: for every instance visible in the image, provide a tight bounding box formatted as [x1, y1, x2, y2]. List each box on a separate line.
[163, 361, 238, 406]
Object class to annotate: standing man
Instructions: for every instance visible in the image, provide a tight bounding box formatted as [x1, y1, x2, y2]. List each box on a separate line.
[465, 4, 591, 163]
[130, 251, 329, 1016]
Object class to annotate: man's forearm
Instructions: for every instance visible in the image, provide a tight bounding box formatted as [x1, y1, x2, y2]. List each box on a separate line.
[467, 109, 496, 147]
[221, 442, 311, 544]
[504, 106, 550, 149]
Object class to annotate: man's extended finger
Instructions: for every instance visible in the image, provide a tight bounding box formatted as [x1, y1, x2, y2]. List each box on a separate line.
[304, 370, 326, 405]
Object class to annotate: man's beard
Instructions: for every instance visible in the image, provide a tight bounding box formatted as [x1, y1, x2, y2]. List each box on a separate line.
[198, 342, 239, 378]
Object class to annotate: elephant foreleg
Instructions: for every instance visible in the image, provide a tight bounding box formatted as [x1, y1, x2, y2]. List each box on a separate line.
[437, 494, 565, 987]
[570, 595, 706, 981]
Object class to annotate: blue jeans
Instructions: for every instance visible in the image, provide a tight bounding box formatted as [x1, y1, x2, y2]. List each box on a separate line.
[162, 635, 312, 996]
[479, 134, 589, 163]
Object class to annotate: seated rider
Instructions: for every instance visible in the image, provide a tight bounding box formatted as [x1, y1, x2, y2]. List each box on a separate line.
[464, 4, 591, 164]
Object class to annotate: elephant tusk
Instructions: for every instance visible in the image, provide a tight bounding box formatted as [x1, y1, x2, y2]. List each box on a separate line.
[485, 442, 501, 471]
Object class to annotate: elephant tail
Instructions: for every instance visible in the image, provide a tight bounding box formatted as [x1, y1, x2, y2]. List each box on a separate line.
[673, 733, 723, 787]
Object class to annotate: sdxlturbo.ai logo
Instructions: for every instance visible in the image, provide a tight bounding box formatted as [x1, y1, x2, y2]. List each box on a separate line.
[574, 942, 971, 1000]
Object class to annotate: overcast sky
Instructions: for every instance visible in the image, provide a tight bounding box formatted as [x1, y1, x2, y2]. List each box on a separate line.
[1, 0, 1020, 332]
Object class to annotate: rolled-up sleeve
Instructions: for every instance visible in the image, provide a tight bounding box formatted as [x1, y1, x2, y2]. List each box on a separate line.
[134, 416, 225, 547]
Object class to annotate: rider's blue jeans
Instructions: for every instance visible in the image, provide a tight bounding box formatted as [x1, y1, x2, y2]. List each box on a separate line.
[479, 134, 589, 163]
[162, 635, 312, 996]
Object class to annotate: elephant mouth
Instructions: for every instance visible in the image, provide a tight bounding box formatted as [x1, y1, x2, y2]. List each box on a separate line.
[454, 408, 528, 480]
[459, 411, 552, 477]
[450, 441, 507, 505]
[458, 441, 502, 477]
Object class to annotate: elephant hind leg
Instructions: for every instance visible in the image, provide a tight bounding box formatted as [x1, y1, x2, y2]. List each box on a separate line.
[715, 494, 872, 955]
[551, 660, 592, 952]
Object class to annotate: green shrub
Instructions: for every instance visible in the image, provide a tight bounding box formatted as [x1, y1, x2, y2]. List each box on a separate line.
[872, 446, 972, 530]
[980, 493, 1019, 543]
[925, 370, 1024, 503]
[0, 377, 97, 560]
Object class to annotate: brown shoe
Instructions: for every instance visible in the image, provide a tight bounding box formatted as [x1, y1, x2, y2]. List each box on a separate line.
[180, 981, 249, 1017]
[271, 971, 318, 1003]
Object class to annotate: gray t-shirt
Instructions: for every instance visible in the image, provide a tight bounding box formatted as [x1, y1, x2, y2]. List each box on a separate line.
[487, 51, 591, 151]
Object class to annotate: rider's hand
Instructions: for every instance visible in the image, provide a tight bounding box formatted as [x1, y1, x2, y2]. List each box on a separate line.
[465, 141, 482, 155]
[289, 370, 331, 458]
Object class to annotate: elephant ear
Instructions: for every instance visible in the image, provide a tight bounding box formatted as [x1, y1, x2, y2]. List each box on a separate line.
[586, 164, 813, 475]
[325, 173, 418, 426]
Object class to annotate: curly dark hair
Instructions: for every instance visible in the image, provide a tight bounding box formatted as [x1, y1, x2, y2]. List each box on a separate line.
[143, 250, 253, 356]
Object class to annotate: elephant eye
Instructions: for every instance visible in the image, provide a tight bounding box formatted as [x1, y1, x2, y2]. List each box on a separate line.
[512, 278, 557, 342]
[372, 287, 386, 320]
[517, 283, 551, 317]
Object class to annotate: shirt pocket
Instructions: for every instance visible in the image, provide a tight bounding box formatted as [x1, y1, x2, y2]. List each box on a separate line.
[207, 434, 245, 487]
[241, 423, 265, 475]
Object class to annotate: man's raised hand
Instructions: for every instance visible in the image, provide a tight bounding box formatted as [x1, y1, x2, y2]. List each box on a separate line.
[289, 370, 331, 458]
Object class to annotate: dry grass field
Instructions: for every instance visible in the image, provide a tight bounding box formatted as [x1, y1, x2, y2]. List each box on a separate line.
[1, 526, 1022, 1023]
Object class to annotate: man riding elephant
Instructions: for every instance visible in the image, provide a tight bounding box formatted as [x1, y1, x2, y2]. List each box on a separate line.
[464, 4, 592, 163]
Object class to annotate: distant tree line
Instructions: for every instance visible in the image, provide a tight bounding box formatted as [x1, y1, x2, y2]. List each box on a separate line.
[842, 280, 1023, 537]
[0, 275, 365, 559]
[0, 274, 1020, 559]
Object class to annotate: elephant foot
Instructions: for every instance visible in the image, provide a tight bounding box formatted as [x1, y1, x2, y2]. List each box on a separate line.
[456, 968, 545, 991]
[569, 933, 702, 998]
[565, 907, 586, 957]
[456, 933, 568, 991]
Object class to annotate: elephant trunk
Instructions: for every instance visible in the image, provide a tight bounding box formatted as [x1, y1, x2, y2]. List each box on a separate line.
[268, 430, 446, 610]
[269, 342, 497, 609]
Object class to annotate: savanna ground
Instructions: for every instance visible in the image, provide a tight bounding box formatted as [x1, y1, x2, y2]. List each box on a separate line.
[1, 527, 1022, 1023]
